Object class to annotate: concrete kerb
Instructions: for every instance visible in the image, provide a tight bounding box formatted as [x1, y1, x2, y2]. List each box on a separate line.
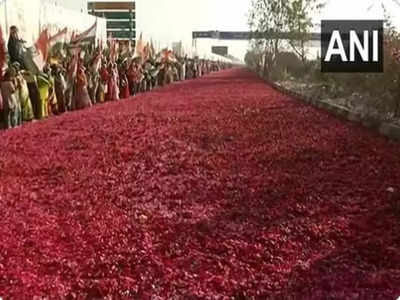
[263, 78, 400, 142]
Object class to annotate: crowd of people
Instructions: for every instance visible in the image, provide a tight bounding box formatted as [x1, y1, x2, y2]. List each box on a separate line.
[0, 26, 231, 130]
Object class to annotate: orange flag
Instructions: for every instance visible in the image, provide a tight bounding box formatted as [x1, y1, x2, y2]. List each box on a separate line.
[161, 49, 177, 63]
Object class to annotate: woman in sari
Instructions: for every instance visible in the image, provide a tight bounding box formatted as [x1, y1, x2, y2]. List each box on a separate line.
[127, 62, 136, 96]
[47, 72, 58, 116]
[18, 70, 34, 122]
[180, 59, 186, 81]
[135, 63, 144, 92]
[98, 62, 109, 103]
[24, 71, 40, 119]
[163, 63, 174, 86]
[53, 65, 67, 114]
[1, 69, 19, 128]
[111, 63, 120, 100]
[105, 63, 115, 101]
[9, 64, 23, 125]
[37, 73, 50, 119]
[65, 56, 77, 111]
[129, 62, 141, 96]
[74, 62, 92, 110]
[119, 62, 130, 99]
[89, 69, 100, 105]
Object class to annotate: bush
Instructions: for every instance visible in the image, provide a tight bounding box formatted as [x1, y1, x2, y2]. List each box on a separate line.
[246, 31, 400, 118]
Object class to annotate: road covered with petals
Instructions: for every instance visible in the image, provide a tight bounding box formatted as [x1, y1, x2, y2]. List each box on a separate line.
[0, 68, 399, 298]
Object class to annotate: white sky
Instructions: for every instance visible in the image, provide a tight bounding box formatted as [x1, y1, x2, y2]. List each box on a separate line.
[136, 0, 400, 60]
[47, 0, 400, 60]
[136, 0, 251, 59]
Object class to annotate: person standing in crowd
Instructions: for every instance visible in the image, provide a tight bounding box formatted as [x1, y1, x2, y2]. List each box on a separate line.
[197, 60, 202, 78]
[186, 60, 193, 79]
[1, 69, 19, 128]
[91, 68, 100, 105]
[150, 63, 159, 90]
[53, 65, 67, 114]
[17, 69, 34, 122]
[87, 54, 100, 104]
[105, 62, 116, 101]
[112, 63, 120, 100]
[127, 61, 136, 96]
[105, 62, 113, 101]
[7, 26, 26, 69]
[119, 61, 130, 99]
[65, 56, 77, 111]
[0, 30, 231, 130]
[74, 60, 92, 110]
[99, 61, 109, 103]
[9, 63, 22, 126]
[133, 62, 143, 95]
[161, 63, 169, 86]
[37, 72, 51, 119]
[86, 69, 94, 104]
[180, 58, 186, 81]
[24, 70, 40, 120]
[45, 67, 58, 116]
[142, 61, 152, 92]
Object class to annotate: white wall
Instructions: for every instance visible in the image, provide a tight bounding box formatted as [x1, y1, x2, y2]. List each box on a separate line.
[0, 0, 106, 47]
[50, 0, 87, 13]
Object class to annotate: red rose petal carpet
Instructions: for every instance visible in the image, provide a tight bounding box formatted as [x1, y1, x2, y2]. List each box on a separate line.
[0, 68, 399, 299]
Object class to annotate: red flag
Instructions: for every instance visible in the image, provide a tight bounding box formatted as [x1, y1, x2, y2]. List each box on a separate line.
[34, 29, 50, 70]
[67, 48, 80, 80]
[49, 27, 68, 47]
[71, 21, 97, 45]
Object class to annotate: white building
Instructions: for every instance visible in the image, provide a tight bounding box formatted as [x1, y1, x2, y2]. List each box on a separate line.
[0, 0, 106, 46]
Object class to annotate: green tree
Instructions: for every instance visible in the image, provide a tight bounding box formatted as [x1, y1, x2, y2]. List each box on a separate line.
[285, 0, 324, 63]
[248, 0, 288, 78]
[248, 0, 324, 77]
